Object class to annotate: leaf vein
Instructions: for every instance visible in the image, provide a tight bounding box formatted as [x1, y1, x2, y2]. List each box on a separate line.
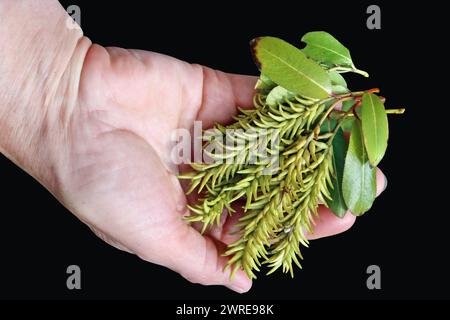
[368, 94, 379, 157]
[307, 43, 351, 65]
[261, 47, 328, 95]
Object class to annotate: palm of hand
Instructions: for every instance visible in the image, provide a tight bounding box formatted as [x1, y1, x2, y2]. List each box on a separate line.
[56, 44, 358, 293]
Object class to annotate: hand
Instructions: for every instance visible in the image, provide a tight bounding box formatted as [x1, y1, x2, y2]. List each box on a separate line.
[52, 44, 385, 292]
[0, 2, 386, 293]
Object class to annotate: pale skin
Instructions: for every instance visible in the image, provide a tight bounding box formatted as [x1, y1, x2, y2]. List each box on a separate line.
[0, 1, 385, 293]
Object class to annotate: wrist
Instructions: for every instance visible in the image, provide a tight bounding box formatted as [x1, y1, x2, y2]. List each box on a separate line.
[0, 0, 91, 191]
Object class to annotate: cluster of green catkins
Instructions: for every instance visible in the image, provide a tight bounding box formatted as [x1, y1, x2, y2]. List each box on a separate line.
[179, 32, 404, 279]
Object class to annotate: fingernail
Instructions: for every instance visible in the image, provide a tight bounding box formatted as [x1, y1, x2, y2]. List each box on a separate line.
[227, 283, 247, 294]
[383, 174, 388, 192]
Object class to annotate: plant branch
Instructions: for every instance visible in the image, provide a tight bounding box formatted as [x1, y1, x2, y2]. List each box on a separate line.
[332, 108, 406, 116]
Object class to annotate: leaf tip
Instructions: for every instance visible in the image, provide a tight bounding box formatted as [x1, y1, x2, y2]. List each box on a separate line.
[300, 30, 325, 42]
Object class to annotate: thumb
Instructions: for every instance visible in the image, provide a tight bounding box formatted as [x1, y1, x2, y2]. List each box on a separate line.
[144, 224, 252, 293]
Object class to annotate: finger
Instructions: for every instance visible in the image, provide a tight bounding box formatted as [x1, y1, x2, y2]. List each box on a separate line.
[220, 205, 245, 245]
[195, 66, 257, 128]
[306, 207, 356, 240]
[148, 222, 252, 293]
[200, 201, 245, 245]
[197, 209, 228, 241]
[186, 194, 244, 245]
[195, 208, 243, 246]
[307, 168, 387, 239]
[375, 168, 387, 196]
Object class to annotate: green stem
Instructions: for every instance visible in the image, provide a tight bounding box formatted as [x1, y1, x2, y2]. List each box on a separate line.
[351, 68, 369, 78]
[309, 91, 404, 144]
[329, 66, 369, 78]
[332, 108, 406, 116]
[336, 88, 379, 99]
[385, 108, 406, 114]
[306, 96, 354, 144]
[317, 97, 354, 129]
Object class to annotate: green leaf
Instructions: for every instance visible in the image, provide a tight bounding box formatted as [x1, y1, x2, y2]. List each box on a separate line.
[340, 99, 356, 132]
[251, 37, 331, 99]
[341, 117, 355, 132]
[329, 70, 347, 87]
[328, 71, 349, 94]
[301, 31, 353, 67]
[342, 98, 355, 112]
[320, 117, 337, 133]
[342, 123, 376, 215]
[361, 93, 389, 167]
[255, 74, 276, 94]
[266, 86, 295, 107]
[326, 129, 348, 217]
[332, 85, 349, 94]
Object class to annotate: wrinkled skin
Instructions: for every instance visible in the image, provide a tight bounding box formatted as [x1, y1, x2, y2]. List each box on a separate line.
[0, 1, 386, 293]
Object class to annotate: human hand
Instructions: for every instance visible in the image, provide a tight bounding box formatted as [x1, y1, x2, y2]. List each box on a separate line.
[51, 44, 387, 293]
[0, 2, 386, 294]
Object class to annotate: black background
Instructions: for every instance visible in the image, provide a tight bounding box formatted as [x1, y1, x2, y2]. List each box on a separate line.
[0, 1, 446, 300]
